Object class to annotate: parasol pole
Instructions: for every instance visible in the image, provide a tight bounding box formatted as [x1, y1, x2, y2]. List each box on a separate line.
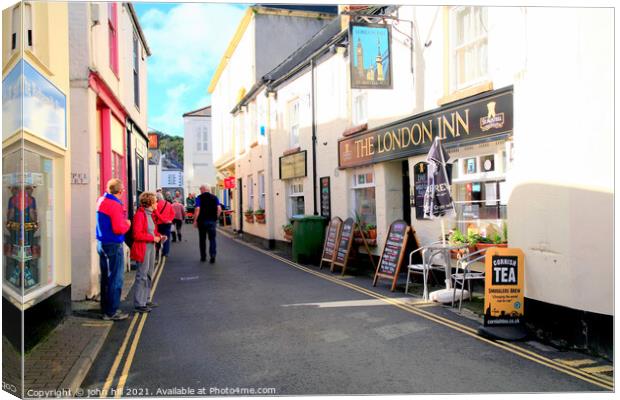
[436, 136, 452, 245]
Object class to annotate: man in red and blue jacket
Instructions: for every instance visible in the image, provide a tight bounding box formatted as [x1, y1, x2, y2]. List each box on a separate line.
[96, 178, 131, 321]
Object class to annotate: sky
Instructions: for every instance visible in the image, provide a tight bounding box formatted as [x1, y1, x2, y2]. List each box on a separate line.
[134, 2, 248, 137]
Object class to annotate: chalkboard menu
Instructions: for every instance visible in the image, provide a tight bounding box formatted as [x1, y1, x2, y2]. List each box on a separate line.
[373, 220, 410, 291]
[413, 162, 428, 220]
[320, 177, 331, 219]
[333, 218, 355, 270]
[320, 217, 342, 269]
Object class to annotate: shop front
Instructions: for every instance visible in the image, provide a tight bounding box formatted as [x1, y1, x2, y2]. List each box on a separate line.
[338, 86, 513, 248]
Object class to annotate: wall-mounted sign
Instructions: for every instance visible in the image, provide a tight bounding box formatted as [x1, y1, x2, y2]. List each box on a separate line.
[71, 172, 89, 185]
[320, 176, 331, 219]
[349, 22, 392, 89]
[3, 60, 67, 147]
[148, 132, 159, 149]
[279, 150, 307, 180]
[484, 248, 525, 326]
[338, 87, 513, 169]
[224, 177, 236, 189]
[148, 149, 160, 165]
[413, 162, 428, 220]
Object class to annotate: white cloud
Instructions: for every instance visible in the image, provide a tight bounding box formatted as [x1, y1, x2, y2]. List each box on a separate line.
[150, 83, 191, 136]
[141, 4, 246, 83]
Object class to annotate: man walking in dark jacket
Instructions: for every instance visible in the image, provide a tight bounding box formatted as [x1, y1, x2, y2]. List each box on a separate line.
[96, 179, 131, 321]
[193, 185, 221, 263]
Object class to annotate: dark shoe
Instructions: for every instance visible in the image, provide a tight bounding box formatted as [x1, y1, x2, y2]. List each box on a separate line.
[134, 306, 152, 313]
[103, 310, 129, 321]
[200, 257, 206, 262]
[146, 301, 159, 308]
[209, 257, 215, 264]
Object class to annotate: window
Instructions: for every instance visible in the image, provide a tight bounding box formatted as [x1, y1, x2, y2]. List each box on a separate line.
[352, 91, 367, 125]
[4, 150, 55, 297]
[289, 179, 304, 217]
[289, 100, 300, 148]
[111, 151, 123, 180]
[351, 169, 376, 226]
[133, 33, 140, 108]
[11, 6, 19, 51]
[108, 3, 119, 76]
[452, 6, 488, 89]
[24, 3, 32, 48]
[247, 175, 254, 210]
[258, 171, 265, 210]
[196, 126, 208, 152]
[167, 174, 176, 186]
[136, 154, 145, 192]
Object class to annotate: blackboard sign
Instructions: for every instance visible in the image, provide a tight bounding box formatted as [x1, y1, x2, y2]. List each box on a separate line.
[320, 177, 331, 219]
[413, 162, 428, 220]
[320, 217, 342, 269]
[373, 220, 410, 291]
[332, 218, 355, 273]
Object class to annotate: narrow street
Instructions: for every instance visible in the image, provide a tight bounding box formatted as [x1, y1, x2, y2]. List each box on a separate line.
[80, 227, 609, 396]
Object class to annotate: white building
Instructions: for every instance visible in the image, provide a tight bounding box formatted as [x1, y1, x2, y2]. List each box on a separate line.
[215, 5, 613, 356]
[183, 106, 214, 196]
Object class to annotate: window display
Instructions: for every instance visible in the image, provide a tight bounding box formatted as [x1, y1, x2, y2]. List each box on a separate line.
[351, 170, 376, 226]
[3, 150, 54, 296]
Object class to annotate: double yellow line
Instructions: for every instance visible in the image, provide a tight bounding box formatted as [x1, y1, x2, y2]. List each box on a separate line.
[100, 257, 167, 398]
[221, 231, 613, 391]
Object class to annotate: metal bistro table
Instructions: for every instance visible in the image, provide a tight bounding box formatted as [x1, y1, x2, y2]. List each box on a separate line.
[425, 242, 469, 302]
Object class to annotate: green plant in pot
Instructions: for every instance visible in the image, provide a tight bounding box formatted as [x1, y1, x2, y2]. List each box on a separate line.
[365, 224, 377, 240]
[244, 208, 254, 223]
[282, 223, 293, 241]
[254, 208, 266, 223]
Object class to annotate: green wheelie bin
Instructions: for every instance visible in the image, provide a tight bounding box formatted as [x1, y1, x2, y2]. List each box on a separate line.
[291, 215, 327, 264]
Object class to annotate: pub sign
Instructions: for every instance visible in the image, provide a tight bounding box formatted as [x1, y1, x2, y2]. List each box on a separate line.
[349, 22, 393, 89]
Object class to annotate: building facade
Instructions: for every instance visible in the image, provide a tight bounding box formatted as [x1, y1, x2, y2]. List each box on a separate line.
[68, 2, 150, 300]
[209, 5, 337, 230]
[212, 5, 613, 356]
[183, 105, 214, 196]
[2, 1, 72, 355]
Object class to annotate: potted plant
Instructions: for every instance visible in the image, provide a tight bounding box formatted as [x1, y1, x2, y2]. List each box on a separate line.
[448, 229, 476, 258]
[282, 224, 293, 241]
[244, 208, 254, 223]
[353, 211, 365, 238]
[365, 224, 377, 240]
[475, 232, 508, 251]
[254, 209, 266, 224]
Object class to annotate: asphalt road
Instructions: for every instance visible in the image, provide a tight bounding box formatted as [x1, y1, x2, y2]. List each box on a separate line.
[80, 227, 608, 396]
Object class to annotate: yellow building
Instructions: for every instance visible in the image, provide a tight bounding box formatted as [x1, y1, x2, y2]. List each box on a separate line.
[2, 2, 71, 351]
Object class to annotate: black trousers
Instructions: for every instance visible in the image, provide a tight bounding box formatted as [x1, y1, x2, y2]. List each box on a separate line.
[198, 221, 217, 260]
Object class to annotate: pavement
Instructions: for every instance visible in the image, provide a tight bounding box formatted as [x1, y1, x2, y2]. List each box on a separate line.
[75, 226, 613, 396]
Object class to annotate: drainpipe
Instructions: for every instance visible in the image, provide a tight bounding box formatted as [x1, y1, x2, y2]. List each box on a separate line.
[310, 58, 318, 216]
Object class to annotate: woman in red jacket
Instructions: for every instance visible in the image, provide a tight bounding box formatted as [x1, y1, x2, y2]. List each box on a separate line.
[155, 192, 175, 259]
[130, 192, 164, 313]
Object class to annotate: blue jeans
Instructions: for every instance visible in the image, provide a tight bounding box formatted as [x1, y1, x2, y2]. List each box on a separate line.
[158, 223, 172, 256]
[97, 242, 124, 317]
[199, 220, 217, 259]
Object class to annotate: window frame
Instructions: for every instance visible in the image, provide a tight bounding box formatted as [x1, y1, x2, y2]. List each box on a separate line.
[247, 174, 254, 210]
[11, 5, 20, 52]
[288, 179, 304, 218]
[24, 2, 33, 49]
[108, 3, 119, 77]
[352, 90, 368, 126]
[257, 171, 265, 210]
[450, 6, 488, 91]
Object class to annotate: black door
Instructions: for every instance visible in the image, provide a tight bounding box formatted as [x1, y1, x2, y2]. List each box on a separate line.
[402, 160, 412, 226]
[238, 178, 243, 233]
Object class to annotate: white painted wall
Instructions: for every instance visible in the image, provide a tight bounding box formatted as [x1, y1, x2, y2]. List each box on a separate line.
[183, 114, 215, 195]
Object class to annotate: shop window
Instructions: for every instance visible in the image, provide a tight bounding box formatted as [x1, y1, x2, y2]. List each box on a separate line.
[463, 157, 477, 175]
[480, 154, 495, 172]
[258, 171, 265, 210]
[451, 6, 488, 90]
[111, 151, 123, 180]
[108, 3, 119, 76]
[133, 33, 140, 109]
[288, 179, 304, 217]
[247, 175, 254, 210]
[3, 150, 55, 298]
[352, 91, 367, 126]
[351, 169, 376, 226]
[289, 100, 300, 148]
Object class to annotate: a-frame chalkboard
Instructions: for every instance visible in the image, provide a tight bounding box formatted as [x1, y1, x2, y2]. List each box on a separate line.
[320, 217, 343, 270]
[373, 220, 411, 291]
[331, 217, 375, 276]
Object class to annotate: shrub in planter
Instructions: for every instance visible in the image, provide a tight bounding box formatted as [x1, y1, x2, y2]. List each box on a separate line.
[244, 209, 255, 223]
[475, 232, 507, 251]
[366, 224, 377, 240]
[282, 224, 293, 241]
[254, 209, 266, 224]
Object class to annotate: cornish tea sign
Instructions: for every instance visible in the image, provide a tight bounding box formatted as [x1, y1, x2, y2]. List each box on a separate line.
[484, 248, 525, 326]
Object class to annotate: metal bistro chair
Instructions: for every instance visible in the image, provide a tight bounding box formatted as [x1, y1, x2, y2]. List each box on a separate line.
[406, 240, 445, 300]
[451, 247, 488, 311]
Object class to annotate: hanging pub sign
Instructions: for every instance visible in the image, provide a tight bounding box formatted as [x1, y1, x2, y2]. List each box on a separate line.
[339, 86, 513, 168]
[373, 220, 410, 291]
[279, 151, 307, 180]
[484, 248, 525, 326]
[349, 22, 393, 89]
[320, 177, 331, 219]
[320, 217, 343, 269]
[224, 177, 236, 189]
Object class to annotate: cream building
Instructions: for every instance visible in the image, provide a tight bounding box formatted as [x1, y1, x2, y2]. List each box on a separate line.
[68, 2, 150, 300]
[2, 2, 72, 352]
